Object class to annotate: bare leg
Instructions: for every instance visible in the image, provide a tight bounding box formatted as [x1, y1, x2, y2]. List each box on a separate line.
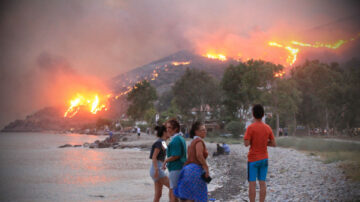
[158, 177, 170, 200]
[259, 181, 266, 202]
[153, 181, 163, 202]
[169, 189, 179, 202]
[249, 181, 256, 202]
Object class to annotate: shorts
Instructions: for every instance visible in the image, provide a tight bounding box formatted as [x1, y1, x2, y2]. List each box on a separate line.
[150, 161, 167, 181]
[169, 170, 181, 189]
[247, 159, 268, 182]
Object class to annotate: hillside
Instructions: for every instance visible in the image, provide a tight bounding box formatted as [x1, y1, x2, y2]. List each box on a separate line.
[2, 50, 238, 132]
[111, 50, 238, 95]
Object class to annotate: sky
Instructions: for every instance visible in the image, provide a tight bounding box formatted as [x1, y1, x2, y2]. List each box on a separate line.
[0, 0, 359, 128]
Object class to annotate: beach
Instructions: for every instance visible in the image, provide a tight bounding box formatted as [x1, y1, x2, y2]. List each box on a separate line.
[0, 132, 359, 201]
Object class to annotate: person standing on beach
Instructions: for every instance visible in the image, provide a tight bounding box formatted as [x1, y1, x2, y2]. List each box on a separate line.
[149, 125, 171, 202]
[174, 121, 210, 202]
[162, 118, 187, 202]
[137, 127, 141, 137]
[244, 104, 276, 202]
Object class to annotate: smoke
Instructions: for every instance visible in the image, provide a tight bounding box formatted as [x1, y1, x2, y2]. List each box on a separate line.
[0, 0, 360, 128]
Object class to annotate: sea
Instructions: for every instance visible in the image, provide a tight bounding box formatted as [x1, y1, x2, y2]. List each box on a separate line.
[0, 132, 161, 202]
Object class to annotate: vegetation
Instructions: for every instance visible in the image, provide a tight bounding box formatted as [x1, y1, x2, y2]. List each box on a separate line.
[224, 121, 245, 138]
[119, 119, 135, 128]
[125, 58, 360, 137]
[126, 80, 157, 121]
[173, 68, 221, 122]
[144, 107, 157, 133]
[221, 60, 282, 120]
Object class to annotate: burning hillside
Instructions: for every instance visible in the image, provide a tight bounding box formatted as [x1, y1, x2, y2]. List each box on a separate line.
[65, 32, 360, 119]
[199, 32, 360, 67]
[64, 93, 111, 118]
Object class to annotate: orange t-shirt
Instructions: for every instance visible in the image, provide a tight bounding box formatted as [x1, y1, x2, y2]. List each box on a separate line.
[244, 121, 275, 162]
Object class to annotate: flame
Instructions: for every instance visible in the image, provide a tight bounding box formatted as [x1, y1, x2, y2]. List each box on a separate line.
[274, 70, 286, 78]
[204, 53, 227, 61]
[64, 93, 109, 118]
[290, 34, 360, 49]
[171, 61, 191, 66]
[151, 69, 159, 80]
[268, 42, 299, 66]
[268, 33, 360, 66]
[268, 42, 283, 48]
[285, 46, 299, 66]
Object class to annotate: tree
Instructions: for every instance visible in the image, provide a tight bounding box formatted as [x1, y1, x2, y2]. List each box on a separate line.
[126, 80, 157, 121]
[225, 121, 245, 138]
[144, 107, 157, 134]
[221, 60, 283, 122]
[156, 90, 174, 112]
[172, 68, 221, 122]
[158, 99, 181, 124]
[291, 60, 344, 134]
[266, 78, 301, 136]
[341, 58, 360, 132]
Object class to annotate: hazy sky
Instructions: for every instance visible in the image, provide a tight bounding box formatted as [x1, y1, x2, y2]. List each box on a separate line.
[0, 0, 359, 128]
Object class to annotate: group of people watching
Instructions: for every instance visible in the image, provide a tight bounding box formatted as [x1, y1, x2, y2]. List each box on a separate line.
[149, 104, 276, 202]
[149, 118, 209, 202]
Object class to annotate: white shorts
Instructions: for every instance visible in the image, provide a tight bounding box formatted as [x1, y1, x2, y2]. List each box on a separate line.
[169, 170, 181, 189]
[150, 161, 167, 181]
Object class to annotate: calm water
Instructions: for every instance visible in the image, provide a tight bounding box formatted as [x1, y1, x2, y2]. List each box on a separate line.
[0, 132, 159, 202]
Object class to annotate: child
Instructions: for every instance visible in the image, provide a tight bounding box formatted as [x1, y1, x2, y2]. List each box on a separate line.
[244, 104, 276, 202]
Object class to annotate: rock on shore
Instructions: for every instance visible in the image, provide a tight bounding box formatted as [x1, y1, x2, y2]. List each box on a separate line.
[208, 144, 360, 201]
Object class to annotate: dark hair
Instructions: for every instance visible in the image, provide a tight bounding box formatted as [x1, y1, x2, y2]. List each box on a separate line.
[190, 121, 203, 138]
[252, 104, 264, 119]
[154, 125, 166, 137]
[166, 118, 180, 133]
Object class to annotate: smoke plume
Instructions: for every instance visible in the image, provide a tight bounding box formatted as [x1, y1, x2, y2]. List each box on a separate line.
[0, 0, 359, 128]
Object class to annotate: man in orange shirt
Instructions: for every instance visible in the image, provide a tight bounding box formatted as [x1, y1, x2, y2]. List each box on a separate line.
[244, 104, 276, 202]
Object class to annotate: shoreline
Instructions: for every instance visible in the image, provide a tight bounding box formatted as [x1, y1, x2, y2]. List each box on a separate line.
[3, 132, 359, 201]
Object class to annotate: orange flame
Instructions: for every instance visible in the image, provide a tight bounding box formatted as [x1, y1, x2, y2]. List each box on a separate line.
[268, 33, 360, 66]
[171, 61, 191, 66]
[64, 93, 109, 118]
[204, 53, 227, 61]
[274, 70, 286, 78]
[268, 41, 299, 66]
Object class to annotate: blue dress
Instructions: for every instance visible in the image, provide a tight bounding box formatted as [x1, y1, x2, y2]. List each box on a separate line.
[174, 163, 208, 202]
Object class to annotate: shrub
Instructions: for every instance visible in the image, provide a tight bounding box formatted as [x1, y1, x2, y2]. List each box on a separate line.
[225, 121, 245, 138]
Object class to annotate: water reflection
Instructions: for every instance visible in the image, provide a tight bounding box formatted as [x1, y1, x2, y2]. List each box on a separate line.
[0, 133, 158, 201]
[61, 149, 111, 184]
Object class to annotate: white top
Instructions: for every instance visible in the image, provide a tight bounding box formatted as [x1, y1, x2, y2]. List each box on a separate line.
[170, 133, 180, 141]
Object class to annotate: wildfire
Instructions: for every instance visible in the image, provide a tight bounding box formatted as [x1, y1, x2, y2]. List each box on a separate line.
[268, 42, 299, 66]
[268, 33, 360, 66]
[64, 93, 109, 118]
[204, 53, 227, 61]
[274, 70, 286, 78]
[171, 61, 191, 66]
